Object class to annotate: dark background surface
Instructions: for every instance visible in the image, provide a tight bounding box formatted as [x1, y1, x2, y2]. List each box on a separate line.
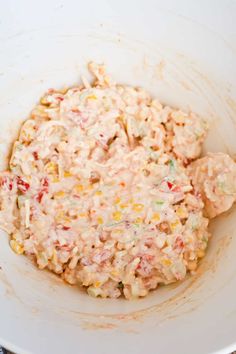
[1, 348, 236, 354]
[0, 346, 235, 353]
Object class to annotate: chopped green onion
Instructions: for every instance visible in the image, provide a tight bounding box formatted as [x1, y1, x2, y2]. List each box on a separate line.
[106, 220, 125, 228]
[169, 159, 175, 174]
[217, 181, 225, 192]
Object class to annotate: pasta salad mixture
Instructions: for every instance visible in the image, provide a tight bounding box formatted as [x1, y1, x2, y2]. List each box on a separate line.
[1, 62, 236, 299]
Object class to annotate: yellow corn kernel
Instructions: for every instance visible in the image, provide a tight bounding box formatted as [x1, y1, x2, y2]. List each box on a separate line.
[64, 216, 71, 223]
[162, 258, 172, 266]
[95, 190, 103, 196]
[104, 75, 111, 86]
[152, 213, 160, 222]
[10, 240, 24, 255]
[113, 211, 122, 221]
[94, 281, 101, 288]
[188, 260, 197, 271]
[55, 211, 64, 221]
[170, 220, 181, 232]
[20, 126, 35, 142]
[45, 162, 58, 174]
[75, 184, 84, 193]
[135, 217, 143, 224]
[117, 114, 125, 122]
[87, 95, 97, 100]
[31, 105, 48, 119]
[128, 198, 134, 204]
[11, 232, 20, 241]
[55, 211, 71, 224]
[22, 132, 32, 142]
[132, 203, 144, 212]
[176, 207, 187, 218]
[52, 250, 58, 263]
[110, 270, 118, 277]
[64, 171, 72, 178]
[54, 191, 65, 198]
[52, 176, 59, 183]
[112, 229, 123, 234]
[114, 197, 121, 204]
[197, 249, 205, 258]
[63, 218, 71, 225]
[97, 217, 104, 225]
[40, 96, 50, 105]
[32, 162, 37, 170]
[79, 212, 87, 218]
[59, 87, 68, 94]
[120, 203, 128, 209]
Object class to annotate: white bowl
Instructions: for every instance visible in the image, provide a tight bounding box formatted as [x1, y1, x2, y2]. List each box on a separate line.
[0, 1, 236, 353]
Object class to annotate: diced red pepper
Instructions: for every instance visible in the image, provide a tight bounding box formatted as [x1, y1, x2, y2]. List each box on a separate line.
[172, 185, 181, 193]
[174, 236, 184, 252]
[62, 226, 70, 231]
[1, 177, 13, 191]
[41, 177, 49, 187]
[167, 181, 173, 190]
[36, 178, 49, 203]
[33, 151, 39, 160]
[167, 181, 180, 192]
[57, 96, 64, 101]
[17, 177, 30, 193]
[36, 191, 44, 203]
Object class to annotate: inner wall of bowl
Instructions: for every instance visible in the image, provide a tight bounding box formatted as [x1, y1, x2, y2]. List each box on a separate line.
[0, 4, 236, 353]
[0, 26, 236, 311]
